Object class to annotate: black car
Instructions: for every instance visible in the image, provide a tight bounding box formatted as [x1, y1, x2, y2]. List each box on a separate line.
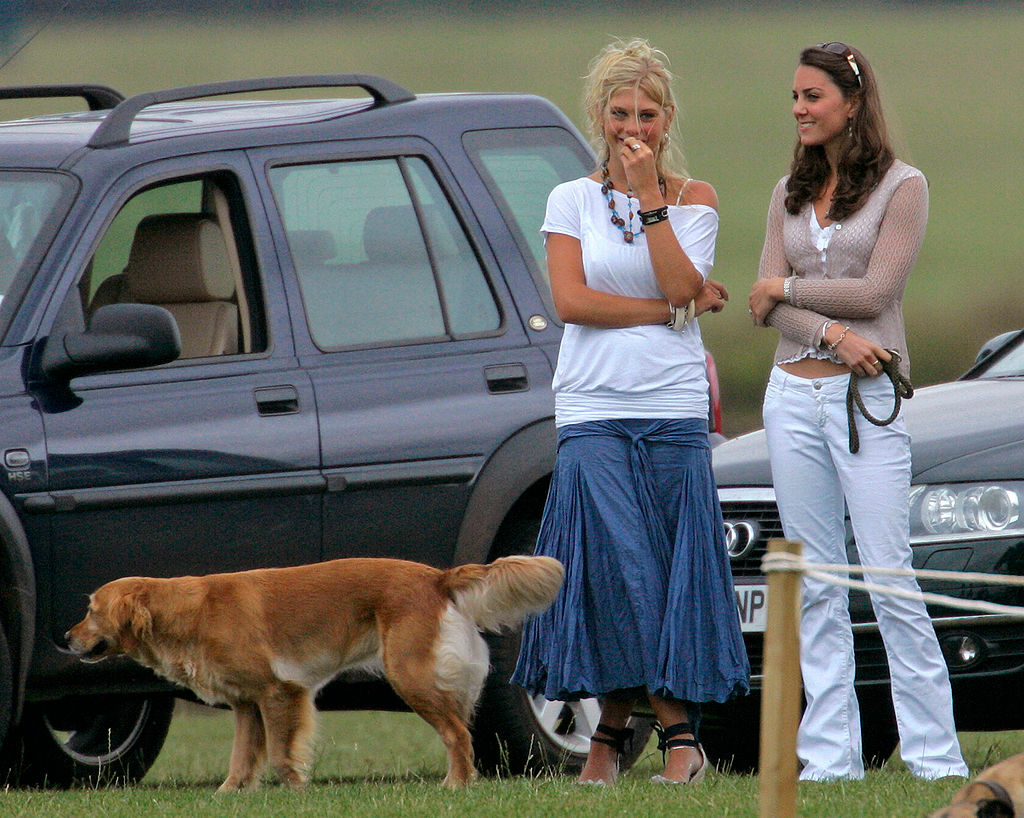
[0, 74, 705, 787]
[705, 332, 1024, 771]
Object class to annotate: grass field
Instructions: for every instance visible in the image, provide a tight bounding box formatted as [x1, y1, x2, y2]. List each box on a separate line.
[2, 703, 1021, 817]
[3, 3, 1023, 431]
[1, 9, 1022, 814]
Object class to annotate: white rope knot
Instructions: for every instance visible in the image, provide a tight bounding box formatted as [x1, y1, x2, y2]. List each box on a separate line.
[761, 551, 804, 574]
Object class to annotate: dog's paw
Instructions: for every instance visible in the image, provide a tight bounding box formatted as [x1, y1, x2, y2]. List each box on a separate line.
[216, 776, 259, 794]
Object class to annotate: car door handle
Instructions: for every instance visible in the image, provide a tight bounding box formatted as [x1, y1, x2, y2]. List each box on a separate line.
[254, 385, 300, 416]
[484, 363, 529, 394]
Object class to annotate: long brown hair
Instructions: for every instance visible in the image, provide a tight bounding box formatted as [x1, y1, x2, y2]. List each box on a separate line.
[785, 43, 894, 219]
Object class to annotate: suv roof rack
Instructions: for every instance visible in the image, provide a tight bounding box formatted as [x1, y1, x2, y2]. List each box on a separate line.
[87, 73, 416, 150]
[0, 83, 125, 111]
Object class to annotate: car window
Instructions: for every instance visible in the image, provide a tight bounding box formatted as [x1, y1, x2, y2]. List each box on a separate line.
[0, 170, 75, 306]
[463, 127, 593, 301]
[269, 155, 500, 349]
[975, 334, 1024, 378]
[82, 173, 265, 359]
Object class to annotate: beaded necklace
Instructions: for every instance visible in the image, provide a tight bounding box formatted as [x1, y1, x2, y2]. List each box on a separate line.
[600, 161, 666, 244]
[600, 161, 639, 243]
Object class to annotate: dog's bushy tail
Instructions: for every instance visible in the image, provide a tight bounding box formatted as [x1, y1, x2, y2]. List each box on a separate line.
[442, 556, 564, 633]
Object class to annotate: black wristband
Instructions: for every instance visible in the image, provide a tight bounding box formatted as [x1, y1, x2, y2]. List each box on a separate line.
[638, 206, 669, 226]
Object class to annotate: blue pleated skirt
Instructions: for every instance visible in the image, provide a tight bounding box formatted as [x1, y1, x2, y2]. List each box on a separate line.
[511, 418, 750, 704]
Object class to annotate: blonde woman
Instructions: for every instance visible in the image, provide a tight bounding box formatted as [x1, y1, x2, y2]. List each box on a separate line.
[512, 38, 748, 785]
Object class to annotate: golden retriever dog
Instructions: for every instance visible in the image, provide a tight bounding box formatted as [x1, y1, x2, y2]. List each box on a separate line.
[65, 555, 563, 790]
[928, 753, 1024, 817]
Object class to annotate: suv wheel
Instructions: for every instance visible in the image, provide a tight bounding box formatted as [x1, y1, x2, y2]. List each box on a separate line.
[471, 511, 654, 777]
[472, 626, 653, 777]
[0, 624, 12, 752]
[5, 694, 175, 787]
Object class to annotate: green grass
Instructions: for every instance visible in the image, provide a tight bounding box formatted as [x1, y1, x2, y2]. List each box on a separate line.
[0, 8, 1019, 813]
[3, 5, 1024, 432]
[1, 703, 1020, 816]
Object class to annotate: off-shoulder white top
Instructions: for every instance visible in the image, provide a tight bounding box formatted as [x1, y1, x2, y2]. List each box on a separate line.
[542, 176, 718, 426]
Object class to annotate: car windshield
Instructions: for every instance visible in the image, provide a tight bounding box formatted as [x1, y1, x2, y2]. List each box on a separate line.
[974, 332, 1024, 378]
[0, 171, 74, 306]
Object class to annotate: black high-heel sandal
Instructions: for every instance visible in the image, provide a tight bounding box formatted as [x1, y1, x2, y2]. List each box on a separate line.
[590, 722, 634, 754]
[578, 723, 634, 785]
[651, 721, 708, 784]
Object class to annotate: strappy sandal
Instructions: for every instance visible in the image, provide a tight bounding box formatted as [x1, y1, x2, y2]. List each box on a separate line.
[578, 722, 635, 785]
[650, 721, 708, 784]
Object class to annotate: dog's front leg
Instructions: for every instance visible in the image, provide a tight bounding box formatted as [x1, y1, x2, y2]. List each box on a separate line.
[259, 684, 316, 789]
[218, 701, 266, 792]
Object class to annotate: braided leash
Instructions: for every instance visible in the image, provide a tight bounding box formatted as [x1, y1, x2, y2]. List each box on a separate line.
[845, 349, 913, 453]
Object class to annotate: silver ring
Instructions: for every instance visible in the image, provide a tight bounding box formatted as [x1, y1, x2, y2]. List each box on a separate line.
[630, 144, 640, 152]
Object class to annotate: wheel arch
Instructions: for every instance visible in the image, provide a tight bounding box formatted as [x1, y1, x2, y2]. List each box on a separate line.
[0, 490, 36, 727]
[452, 419, 554, 565]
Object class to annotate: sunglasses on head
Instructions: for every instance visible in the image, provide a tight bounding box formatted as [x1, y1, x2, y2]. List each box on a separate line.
[817, 41, 863, 88]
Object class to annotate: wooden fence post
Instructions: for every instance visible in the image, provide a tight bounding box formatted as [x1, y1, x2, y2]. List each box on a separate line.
[759, 538, 802, 818]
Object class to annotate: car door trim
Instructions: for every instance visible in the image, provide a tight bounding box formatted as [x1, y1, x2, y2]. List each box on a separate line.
[324, 457, 481, 493]
[20, 471, 326, 513]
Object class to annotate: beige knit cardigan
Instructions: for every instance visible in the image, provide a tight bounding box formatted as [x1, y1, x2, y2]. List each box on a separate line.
[758, 160, 927, 377]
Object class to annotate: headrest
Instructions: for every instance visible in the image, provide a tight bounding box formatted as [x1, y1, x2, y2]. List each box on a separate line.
[124, 213, 234, 304]
[288, 229, 337, 268]
[362, 205, 429, 264]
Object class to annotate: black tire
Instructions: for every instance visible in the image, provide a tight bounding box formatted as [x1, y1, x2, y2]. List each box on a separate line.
[4, 694, 175, 788]
[472, 510, 654, 778]
[856, 685, 900, 768]
[0, 624, 13, 753]
[472, 626, 653, 778]
[699, 695, 762, 774]
[700, 687, 900, 774]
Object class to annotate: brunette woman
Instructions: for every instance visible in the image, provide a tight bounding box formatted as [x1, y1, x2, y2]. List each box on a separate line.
[749, 42, 968, 781]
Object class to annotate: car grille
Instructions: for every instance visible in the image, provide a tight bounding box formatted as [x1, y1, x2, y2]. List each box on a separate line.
[719, 492, 784, 577]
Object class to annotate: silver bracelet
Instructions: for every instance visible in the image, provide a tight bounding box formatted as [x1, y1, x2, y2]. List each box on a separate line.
[783, 275, 794, 304]
[819, 320, 837, 347]
[667, 300, 695, 332]
[826, 325, 851, 351]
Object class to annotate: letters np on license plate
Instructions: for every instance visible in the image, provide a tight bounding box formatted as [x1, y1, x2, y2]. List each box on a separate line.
[736, 584, 768, 632]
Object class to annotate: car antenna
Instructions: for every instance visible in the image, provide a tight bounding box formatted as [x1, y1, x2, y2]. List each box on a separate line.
[0, 0, 72, 73]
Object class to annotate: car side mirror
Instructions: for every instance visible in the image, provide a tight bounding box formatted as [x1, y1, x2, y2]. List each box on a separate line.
[40, 303, 182, 380]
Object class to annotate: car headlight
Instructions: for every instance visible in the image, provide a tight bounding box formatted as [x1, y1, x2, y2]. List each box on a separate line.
[910, 483, 1024, 540]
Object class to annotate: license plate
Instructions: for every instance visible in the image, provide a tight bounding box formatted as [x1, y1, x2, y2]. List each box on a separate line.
[736, 584, 768, 632]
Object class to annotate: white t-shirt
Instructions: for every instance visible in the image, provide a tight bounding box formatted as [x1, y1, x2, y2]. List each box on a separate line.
[541, 177, 718, 427]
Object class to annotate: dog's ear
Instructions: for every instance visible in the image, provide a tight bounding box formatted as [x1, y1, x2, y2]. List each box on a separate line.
[978, 798, 1015, 818]
[107, 583, 153, 643]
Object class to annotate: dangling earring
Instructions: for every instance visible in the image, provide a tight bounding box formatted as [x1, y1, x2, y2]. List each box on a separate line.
[661, 133, 671, 147]
[846, 118, 853, 137]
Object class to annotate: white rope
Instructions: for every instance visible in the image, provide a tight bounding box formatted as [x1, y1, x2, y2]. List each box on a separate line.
[761, 550, 1024, 618]
[763, 551, 1024, 586]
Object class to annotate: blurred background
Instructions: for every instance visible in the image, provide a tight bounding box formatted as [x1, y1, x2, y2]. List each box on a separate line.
[2, 0, 1021, 434]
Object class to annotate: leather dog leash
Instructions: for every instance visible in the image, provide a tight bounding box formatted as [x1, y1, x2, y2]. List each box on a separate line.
[846, 349, 913, 454]
[975, 779, 1015, 815]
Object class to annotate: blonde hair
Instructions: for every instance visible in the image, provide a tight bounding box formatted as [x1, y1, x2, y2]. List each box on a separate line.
[582, 38, 685, 179]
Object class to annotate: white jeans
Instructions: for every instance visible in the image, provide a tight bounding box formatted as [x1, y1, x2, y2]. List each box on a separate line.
[763, 366, 967, 781]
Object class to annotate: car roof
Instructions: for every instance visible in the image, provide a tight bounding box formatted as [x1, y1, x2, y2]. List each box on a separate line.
[0, 74, 556, 170]
[0, 98, 375, 160]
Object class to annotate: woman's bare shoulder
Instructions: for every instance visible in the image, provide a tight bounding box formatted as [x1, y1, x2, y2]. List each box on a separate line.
[678, 178, 719, 211]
